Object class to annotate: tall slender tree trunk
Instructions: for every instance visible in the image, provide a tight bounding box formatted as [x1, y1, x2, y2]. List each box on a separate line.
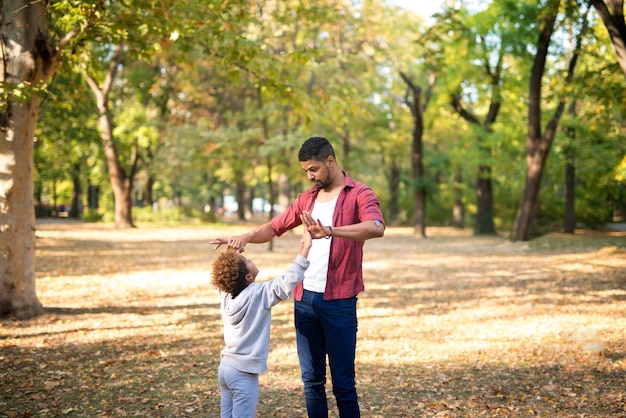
[277, 173, 291, 213]
[84, 45, 135, 228]
[143, 175, 154, 208]
[512, 0, 587, 241]
[411, 121, 427, 239]
[235, 174, 246, 221]
[513, 3, 560, 241]
[88, 184, 100, 210]
[564, 101, 577, 234]
[453, 170, 464, 229]
[513, 150, 551, 240]
[475, 165, 495, 235]
[257, 86, 275, 251]
[95, 100, 134, 228]
[564, 150, 576, 233]
[52, 180, 58, 216]
[71, 162, 84, 219]
[388, 159, 401, 224]
[400, 72, 435, 239]
[340, 131, 352, 172]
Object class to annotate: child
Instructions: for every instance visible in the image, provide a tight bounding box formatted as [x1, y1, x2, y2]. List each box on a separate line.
[211, 228, 312, 418]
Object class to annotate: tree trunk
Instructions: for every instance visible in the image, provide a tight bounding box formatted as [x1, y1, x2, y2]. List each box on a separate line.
[340, 131, 352, 172]
[512, 0, 586, 241]
[475, 165, 496, 235]
[256, 86, 275, 250]
[453, 169, 464, 229]
[449, 38, 502, 236]
[70, 163, 84, 219]
[564, 101, 577, 234]
[388, 160, 401, 224]
[34, 177, 45, 217]
[84, 45, 134, 229]
[245, 187, 254, 220]
[0, 101, 45, 319]
[513, 151, 549, 240]
[171, 184, 181, 206]
[143, 175, 154, 208]
[88, 185, 100, 209]
[235, 175, 246, 221]
[512, 3, 559, 242]
[564, 154, 576, 233]
[0, 1, 60, 318]
[412, 125, 427, 239]
[400, 72, 435, 239]
[96, 104, 134, 228]
[277, 173, 291, 213]
[52, 180, 58, 216]
[590, 0, 626, 77]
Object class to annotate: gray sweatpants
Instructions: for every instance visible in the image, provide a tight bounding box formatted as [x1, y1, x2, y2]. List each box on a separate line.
[218, 363, 259, 418]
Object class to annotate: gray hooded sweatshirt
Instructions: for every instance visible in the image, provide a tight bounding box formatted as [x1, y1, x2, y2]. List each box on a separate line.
[218, 255, 310, 374]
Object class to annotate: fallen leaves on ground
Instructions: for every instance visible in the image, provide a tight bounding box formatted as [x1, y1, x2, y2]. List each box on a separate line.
[1, 222, 625, 417]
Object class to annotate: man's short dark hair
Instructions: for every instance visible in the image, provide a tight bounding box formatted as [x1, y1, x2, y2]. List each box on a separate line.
[298, 136, 335, 162]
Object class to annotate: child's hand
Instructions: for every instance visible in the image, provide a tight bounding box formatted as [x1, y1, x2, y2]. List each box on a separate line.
[213, 236, 246, 252]
[226, 238, 244, 253]
[299, 227, 312, 257]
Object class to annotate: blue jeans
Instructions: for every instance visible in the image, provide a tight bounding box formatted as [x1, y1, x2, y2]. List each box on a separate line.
[218, 363, 259, 418]
[295, 290, 360, 418]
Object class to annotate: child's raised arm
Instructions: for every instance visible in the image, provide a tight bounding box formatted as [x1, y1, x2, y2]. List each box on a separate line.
[299, 228, 312, 258]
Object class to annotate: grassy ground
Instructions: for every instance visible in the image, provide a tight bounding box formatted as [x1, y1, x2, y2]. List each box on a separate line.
[1, 221, 625, 417]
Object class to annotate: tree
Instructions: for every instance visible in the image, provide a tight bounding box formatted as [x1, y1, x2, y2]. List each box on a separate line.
[83, 45, 139, 228]
[564, 100, 578, 233]
[400, 72, 436, 238]
[0, 1, 105, 318]
[590, 0, 626, 76]
[0, 0, 262, 318]
[35, 69, 101, 220]
[512, 0, 589, 241]
[567, 13, 626, 226]
[444, 0, 537, 235]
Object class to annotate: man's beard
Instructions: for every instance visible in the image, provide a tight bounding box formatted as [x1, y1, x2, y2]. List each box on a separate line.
[313, 178, 329, 190]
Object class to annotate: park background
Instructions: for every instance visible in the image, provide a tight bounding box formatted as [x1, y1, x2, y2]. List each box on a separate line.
[22, 0, 626, 238]
[1, 0, 626, 416]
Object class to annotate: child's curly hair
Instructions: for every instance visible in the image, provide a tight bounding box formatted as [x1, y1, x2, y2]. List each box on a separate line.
[211, 249, 249, 298]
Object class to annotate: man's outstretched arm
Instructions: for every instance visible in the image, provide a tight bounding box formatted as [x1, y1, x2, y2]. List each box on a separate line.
[211, 222, 277, 251]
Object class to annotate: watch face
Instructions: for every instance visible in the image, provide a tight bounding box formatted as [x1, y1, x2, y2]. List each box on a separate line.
[374, 220, 381, 227]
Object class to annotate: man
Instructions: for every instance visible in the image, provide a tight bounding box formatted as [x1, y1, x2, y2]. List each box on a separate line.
[211, 136, 385, 417]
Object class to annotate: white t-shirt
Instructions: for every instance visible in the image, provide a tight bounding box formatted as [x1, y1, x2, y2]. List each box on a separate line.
[303, 196, 337, 293]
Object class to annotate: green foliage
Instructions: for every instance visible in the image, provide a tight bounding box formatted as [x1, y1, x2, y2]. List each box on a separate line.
[35, 67, 102, 216]
[82, 208, 104, 223]
[31, 0, 626, 238]
[0, 82, 47, 111]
